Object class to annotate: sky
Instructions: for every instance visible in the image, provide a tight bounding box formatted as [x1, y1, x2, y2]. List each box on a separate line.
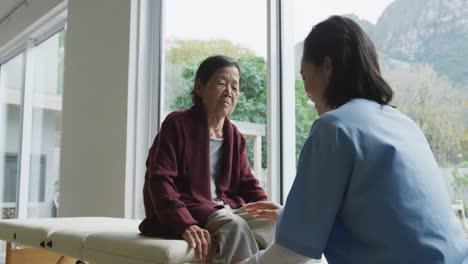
[165, 0, 395, 57]
[293, 0, 395, 42]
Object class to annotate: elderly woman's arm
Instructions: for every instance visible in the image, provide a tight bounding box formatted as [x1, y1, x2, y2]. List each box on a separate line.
[146, 116, 199, 234]
[237, 136, 268, 202]
[146, 117, 213, 261]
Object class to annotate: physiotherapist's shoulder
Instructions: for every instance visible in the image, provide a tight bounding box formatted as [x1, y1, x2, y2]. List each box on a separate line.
[316, 99, 370, 125]
[307, 105, 364, 150]
[312, 110, 349, 134]
[307, 114, 355, 152]
[322, 98, 402, 128]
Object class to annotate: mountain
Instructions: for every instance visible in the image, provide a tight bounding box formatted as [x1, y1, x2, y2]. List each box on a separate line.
[343, 14, 376, 37]
[295, 0, 468, 89]
[374, 0, 468, 88]
[294, 14, 377, 74]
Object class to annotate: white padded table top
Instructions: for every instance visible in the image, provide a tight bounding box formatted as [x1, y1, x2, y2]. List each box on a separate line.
[46, 218, 140, 259]
[0, 217, 201, 264]
[0, 217, 110, 249]
[83, 231, 199, 264]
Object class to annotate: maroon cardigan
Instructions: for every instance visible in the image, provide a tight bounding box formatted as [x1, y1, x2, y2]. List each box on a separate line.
[139, 105, 267, 236]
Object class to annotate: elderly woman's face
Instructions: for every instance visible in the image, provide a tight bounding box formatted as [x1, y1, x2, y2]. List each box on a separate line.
[195, 66, 240, 117]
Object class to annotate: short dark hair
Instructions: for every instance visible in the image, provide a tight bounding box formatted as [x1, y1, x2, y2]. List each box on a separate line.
[191, 55, 241, 105]
[302, 15, 393, 108]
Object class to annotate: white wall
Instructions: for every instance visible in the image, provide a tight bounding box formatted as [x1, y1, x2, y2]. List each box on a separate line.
[58, 0, 131, 217]
[0, 0, 64, 48]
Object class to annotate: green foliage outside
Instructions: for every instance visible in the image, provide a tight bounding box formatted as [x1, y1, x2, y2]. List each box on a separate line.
[452, 168, 468, 197]
[170, 57, 268, 124]
[166, 39, 255, 64]
[294, 76, 319, 159]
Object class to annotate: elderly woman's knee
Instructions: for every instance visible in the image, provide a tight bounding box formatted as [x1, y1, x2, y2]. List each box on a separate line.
[207, 211, 249, 230]
[222, 214, 250, 231]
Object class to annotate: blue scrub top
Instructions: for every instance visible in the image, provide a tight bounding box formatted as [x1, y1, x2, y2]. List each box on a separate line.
[276, 99, 468, 264]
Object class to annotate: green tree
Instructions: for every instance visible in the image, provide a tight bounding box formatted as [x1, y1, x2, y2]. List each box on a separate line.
[164, 39, 257, 113]
[452, 166, 468, 201]
[295, 76, 319, 160]
[166, 38, 255, 64]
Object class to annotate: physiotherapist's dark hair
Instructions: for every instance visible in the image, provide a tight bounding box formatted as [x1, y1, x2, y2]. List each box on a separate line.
[191, 55, 241, 105]
[303, 15, 393, 108]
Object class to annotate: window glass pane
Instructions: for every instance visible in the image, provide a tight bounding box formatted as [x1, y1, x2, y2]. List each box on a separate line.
[0, 53, 25, 220]
[27, 31, 65, 218]
[293, 0, 467, 235]
[163, 0, 269, 193]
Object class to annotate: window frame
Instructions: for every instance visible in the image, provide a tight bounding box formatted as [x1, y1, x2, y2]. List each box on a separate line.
[126, 0, 165, 219]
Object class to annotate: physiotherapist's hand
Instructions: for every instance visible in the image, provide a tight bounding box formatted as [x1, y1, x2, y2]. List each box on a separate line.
[182, 225, 212, 261]
[243, 201, 283, 220]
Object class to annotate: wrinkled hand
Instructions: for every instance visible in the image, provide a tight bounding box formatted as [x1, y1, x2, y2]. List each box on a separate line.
[243, 201, 283, 220]
[182, 225, 212, 261]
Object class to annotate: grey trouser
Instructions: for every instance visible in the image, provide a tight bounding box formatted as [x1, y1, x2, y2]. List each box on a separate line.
[205, 206, 275, 264]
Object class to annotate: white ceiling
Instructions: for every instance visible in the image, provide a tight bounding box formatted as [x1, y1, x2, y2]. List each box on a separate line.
[0, 0, 24, 23]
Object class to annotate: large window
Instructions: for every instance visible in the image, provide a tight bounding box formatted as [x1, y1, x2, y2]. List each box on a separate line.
[291, 0, 468, 213]
[0, 29, 65, 220]
[162, 0, 270, 194]
[0, 52, 25, 220]
[142, 2, 467, 241]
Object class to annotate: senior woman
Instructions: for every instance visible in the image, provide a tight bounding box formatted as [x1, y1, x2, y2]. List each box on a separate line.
[139, 55, 274, 264]
[241, 16, 468, 264]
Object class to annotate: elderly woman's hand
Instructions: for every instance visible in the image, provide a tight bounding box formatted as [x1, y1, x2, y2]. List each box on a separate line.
[182, 225, 212, 261]
[243, 201, 283, 221]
